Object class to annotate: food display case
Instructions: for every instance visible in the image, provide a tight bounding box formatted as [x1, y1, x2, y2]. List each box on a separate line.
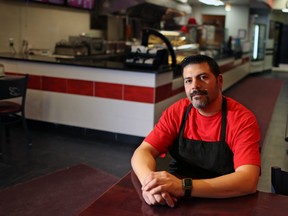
[125, 28, 199, 77]
[147, 30, 200, 65]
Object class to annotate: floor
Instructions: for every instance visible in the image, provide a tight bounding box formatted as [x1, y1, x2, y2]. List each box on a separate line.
[0, 70, 288, 193]
[257, 70, 288, 192]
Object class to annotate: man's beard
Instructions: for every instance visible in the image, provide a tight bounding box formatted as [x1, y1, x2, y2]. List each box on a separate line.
[190, 90, 209, 109]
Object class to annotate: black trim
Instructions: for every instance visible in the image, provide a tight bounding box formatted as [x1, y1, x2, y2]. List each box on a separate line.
[26, 119, 144, 145]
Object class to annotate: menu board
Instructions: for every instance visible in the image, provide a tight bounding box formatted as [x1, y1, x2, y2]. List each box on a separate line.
[32, 0, 65, 5]
[48, 0, 65, 4]
[66, 0, 95, 10]
[30, 0, 95, 10]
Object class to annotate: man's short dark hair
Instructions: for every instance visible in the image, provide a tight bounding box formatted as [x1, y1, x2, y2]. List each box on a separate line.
[178, 55, 220, 77]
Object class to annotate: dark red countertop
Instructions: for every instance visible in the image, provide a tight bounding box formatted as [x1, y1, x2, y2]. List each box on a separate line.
[78, 171, 288, 216]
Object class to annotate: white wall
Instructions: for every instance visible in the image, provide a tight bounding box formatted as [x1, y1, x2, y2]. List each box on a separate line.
[0, 0, 103, 53]
[272, 0, 287, 10]
[225, 6, 250, 41]
[190, 5, 250, 41]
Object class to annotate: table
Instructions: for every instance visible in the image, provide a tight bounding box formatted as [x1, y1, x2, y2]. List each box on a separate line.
[78, 171, 288, 216]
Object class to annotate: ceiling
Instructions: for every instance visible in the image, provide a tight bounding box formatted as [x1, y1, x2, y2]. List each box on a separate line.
[188, 0, 250, 6]
[187, 0, 271, 9]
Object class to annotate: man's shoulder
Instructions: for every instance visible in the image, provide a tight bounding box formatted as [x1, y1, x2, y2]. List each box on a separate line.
[226, 97, 249, 110]
[225, 96, 256, 117]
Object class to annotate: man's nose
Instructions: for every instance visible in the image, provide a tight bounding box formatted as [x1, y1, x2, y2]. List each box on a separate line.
[191, 79, 200, 89]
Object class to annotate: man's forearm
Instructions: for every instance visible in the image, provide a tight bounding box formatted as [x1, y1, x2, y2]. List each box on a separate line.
[141, 165, 260, 199]
[131, 148, 158, 185]
[190, 165, 260, 198]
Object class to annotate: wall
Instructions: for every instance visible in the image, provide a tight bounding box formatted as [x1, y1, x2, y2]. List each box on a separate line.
[272, 0, 288, 10]
[225, 6, 250, 41]
[190, 5, 250, 41]
[0, 0, 103, 54]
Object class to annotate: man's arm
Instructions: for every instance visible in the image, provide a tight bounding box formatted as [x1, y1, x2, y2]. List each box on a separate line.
[131, 141, 160, 185]
[131, 141, 179, 207]
[191, 164, 260, 197]
[142, 164, 260, 198]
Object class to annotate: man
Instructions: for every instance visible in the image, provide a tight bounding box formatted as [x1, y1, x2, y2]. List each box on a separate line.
[131, 55, 261, 208]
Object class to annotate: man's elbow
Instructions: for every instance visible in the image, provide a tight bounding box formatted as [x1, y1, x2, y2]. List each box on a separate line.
[235, 165, 260, 196]
[240, 178, 259, 196]
[244, 185, 258, 195]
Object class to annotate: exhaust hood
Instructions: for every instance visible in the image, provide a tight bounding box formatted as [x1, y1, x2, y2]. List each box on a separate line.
[99, 0, 192, 21]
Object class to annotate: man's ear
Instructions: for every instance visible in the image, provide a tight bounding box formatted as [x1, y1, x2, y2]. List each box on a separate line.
[217, 74, 223, 89]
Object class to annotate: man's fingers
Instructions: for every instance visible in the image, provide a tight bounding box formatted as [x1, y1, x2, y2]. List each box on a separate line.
[162, 192, 176, 208]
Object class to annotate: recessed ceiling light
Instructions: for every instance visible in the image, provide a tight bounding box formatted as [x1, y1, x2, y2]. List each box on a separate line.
[198, 0, 224, 6]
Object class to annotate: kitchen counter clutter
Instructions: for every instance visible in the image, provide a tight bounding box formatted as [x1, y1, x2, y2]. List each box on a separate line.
[0, 52, 250, 138]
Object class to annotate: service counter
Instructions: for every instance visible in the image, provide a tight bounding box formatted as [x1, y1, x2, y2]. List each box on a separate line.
[0, 53, 250, 138]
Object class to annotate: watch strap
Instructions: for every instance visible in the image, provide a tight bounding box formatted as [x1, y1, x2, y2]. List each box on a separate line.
[182, 178, 192, 198]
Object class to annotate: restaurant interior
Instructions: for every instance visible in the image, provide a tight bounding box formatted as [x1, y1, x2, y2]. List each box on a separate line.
[0, 0, 288, 215]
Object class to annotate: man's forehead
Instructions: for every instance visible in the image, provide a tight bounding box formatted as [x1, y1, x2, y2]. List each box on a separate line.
[183, 70, 211, 78]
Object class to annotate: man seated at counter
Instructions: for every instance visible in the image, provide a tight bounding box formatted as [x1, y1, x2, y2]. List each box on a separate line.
[131, 55, 261, 208]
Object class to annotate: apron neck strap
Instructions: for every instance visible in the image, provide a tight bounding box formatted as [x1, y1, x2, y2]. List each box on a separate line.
[180, 97, 227, 141]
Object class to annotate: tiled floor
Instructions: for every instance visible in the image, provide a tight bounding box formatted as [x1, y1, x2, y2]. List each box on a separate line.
[0, 124, 138, 188]
[257, 70, 288, 192]
[0, 70, 288, 193]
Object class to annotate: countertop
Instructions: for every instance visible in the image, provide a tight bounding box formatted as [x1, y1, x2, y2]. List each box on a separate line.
[0, 52, 237, 75]
[0, 52, 172, 74]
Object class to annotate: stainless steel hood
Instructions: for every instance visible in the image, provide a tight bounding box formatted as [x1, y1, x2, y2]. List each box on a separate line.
[99, 0, 192, 21]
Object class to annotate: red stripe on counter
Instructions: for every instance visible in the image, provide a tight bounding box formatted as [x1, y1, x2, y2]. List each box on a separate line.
[4, 57, 249, 103]
[219, 62, 235, 74]
[68, 79, 94, 96]
[156, 83, 171, 103]
[42, 76, 67, 93]
[28, 74, 42, 90]
[6, 72, 183, 104]
[156, 83, 184, 103]
[242, 56, 250, 63]
[219, 56, 250, 74]
[95, 82, 123, 100]
[14, 71, 166, 103]
[124, 85, 154, 103]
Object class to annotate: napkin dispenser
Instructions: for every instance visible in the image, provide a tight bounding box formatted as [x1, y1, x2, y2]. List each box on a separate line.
[125, 45, 168, 69]
[125, 28, 176, 71]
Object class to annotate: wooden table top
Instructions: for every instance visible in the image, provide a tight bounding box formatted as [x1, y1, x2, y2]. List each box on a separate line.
[78, 171, 288, 216]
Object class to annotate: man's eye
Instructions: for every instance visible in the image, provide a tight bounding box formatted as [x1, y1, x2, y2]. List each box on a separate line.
[200, 75, 207, 80]
[185, 79, 192, 84]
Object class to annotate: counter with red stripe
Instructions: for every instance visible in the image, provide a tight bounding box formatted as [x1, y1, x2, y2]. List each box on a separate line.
[0, 55, 250, 137]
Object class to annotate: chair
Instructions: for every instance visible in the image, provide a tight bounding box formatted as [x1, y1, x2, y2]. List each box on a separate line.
[0, 74, 32, 160]
[271, 166, 288, 196]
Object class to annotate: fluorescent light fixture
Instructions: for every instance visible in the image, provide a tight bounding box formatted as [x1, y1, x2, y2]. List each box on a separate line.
[283, 1, 288, 13]
[198, 0, 224, 6]
[176, 0, 188, 3]
[225, 3, 231, 12]
[253, 25, 259, 60]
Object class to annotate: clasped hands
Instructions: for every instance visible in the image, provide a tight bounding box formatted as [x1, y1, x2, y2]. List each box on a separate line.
[141, 171, 184, 208]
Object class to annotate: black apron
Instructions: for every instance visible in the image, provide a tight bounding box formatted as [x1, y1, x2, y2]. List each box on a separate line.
[169, 98, 234, 179]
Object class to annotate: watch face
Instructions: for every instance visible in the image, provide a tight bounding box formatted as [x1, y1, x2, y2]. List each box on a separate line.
[184, 178, 192, 189]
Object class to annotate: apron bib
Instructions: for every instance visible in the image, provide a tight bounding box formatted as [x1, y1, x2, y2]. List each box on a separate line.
[169, 98, 234, 179]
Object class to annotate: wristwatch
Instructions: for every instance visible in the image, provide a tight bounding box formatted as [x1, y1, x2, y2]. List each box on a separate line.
[182, 178, 192, 198]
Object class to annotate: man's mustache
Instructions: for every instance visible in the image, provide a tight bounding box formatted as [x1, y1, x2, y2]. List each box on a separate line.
[190, 90, 208, 98]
